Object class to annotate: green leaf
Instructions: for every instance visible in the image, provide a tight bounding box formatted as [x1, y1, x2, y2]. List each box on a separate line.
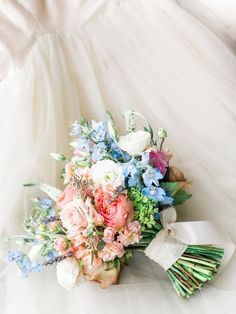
[106, 111, 119, 142]
[23, 182, 37, 187]
[160, 182, 179, 195]
[97, 239, 106, 251]
[50, 153, 66, 161]
[173, 190, 192, 206]
[39, 183, 62, 201]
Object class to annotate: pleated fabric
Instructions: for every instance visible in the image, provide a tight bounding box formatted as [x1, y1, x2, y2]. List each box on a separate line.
[0, 1, 236, 313]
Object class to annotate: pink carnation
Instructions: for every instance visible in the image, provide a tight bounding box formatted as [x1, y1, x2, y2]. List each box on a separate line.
[117, 221, 142, 247]
[149, 150, 168, 176]
[127, 221, 141, 234]
[103, 227, 116, 243]
[99, 242, 124, 262]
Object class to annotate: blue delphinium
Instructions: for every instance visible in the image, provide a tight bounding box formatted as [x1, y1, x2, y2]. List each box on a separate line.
[110, 141, 123, 160]
[7, 250, 24, 263]
[142, 186, 166, 202]
[39, 198, 52, 209]
[71, 138, 91, 152]
[142, 168, 163, 187]
[7, 251, 43, 277]
[137, 152, 150, 169]
[44, 251, 59, 263]
[91, 120, 107, 142]
[160, 191, 174, 206]
[128, 173, 142, 188]
[122, 159, 138, 178]
[92, 142, 107, 161]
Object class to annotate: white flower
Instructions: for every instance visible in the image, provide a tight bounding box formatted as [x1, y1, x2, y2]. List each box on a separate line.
[118, 130, 151, 156]
[56, 258, 80, 290]
[28, 244, 43, 261]
[91, 160, 124, 188]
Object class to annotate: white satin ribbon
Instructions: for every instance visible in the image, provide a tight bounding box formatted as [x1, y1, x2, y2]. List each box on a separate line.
[144, 207, 235, 271]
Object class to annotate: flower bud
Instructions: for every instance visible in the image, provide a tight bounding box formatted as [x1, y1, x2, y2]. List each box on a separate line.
[157, 128, 167, 139]
[168, 166, 185, 182]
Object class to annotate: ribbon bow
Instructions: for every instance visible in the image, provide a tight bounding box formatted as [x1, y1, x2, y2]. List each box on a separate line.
[145, 207, 235, 271]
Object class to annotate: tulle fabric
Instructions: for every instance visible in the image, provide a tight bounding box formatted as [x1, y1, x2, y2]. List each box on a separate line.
[0, 0, 236, 313]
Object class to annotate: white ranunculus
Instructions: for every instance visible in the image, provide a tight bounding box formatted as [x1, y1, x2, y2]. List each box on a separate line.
[56, 258, 80, 290]
[118, 130, 151, 156]
[91, 160, 124, 188]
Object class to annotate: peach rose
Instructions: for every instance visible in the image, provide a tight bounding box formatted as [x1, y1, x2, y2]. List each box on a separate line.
[96, 262, 121, 288]
[57, 184, 77, 209]
[81, 252, 120, 288]
[60, 199, 90, 233]
[82, 253, 105, 280]
[95, 189, 134, 231]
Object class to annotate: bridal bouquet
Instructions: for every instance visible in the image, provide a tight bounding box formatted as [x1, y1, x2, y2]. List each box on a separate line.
[7, 111, 233, 298]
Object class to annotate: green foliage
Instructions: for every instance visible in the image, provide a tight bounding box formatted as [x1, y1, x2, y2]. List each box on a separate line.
[128, 187, 159, 229]
[173, 190, 192, 206]
[160, 182, 192, 206]
[106, 111, 119, 142]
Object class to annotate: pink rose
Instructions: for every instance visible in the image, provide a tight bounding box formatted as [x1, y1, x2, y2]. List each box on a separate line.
[68, 232, 87, 246]
[75, 246, 89, 259]
[54, 238, 73, 256]
[95, 189, 134, 231]
[48, 221, 59, 231]
[57, 184, 77, 209]
[103, 227, 116, 243]
[60, 199, 89, 233]
[149, 150, 168, 176]
[99, 241, 124, 262]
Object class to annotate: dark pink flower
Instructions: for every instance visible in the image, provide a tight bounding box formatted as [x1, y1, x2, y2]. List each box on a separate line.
[149, 150, 168, 176]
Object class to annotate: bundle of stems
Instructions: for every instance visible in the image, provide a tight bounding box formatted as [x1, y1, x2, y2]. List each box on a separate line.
[166, 245, 224, 298]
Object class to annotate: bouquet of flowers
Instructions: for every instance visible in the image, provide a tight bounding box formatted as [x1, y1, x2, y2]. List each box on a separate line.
[7, 111, 233, 298]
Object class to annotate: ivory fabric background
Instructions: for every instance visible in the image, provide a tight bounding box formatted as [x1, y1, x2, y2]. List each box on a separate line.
[0, 1, 236, 313]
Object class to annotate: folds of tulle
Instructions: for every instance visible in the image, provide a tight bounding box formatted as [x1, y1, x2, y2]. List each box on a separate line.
[0, 1, 236, 313]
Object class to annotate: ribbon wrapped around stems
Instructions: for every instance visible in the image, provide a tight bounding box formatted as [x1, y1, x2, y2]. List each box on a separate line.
[144, 207, 235, 297]
[145, 207, 235, 270]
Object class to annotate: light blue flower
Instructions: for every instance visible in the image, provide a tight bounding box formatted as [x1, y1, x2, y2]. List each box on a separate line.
[8, 251, 43, 277]
[137, 152, 150, 168]
[31, 262, 43, 273]
[128, 173, 142, 188]
[91, 120, 107, 142]
[160, 192, 174, 206]
[7, 250, 24, 263]
[44, 251, 58, 263]
[39, 198, 52, 209]
[122, 159, 138, 178]
[142, 186, 166, 201]
[71, 138, 90, 152]
[142, 168, 163, 187]
[92, 142, 107, 161]
[110, 141, 123, 160]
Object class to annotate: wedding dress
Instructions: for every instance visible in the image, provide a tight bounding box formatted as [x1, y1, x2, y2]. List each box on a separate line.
[0, 1, 236, 313]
